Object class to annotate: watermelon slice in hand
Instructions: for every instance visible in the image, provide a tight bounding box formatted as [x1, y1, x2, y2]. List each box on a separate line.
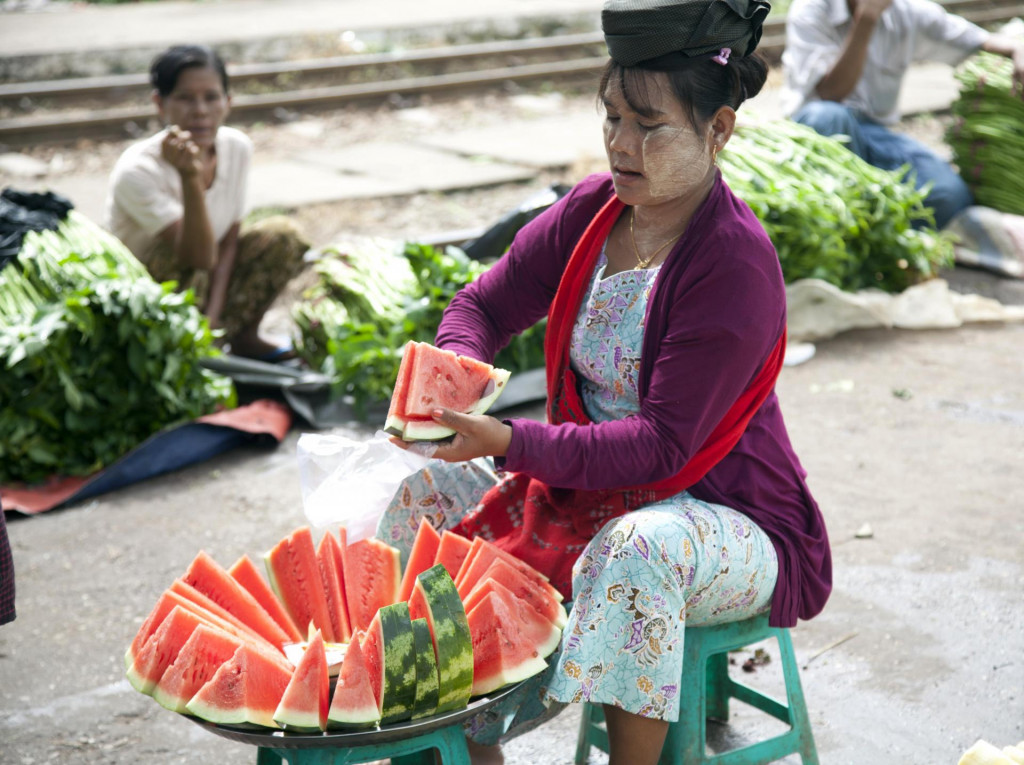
[384, 341, 511, 441]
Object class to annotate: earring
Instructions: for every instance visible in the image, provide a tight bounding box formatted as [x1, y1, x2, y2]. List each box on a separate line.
[712, 145, 719, 164]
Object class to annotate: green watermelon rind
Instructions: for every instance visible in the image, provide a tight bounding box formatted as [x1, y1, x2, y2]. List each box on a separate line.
[416, 565, 473, 714]
[410, 617, 440, 720]
[378, 603, 418, 725]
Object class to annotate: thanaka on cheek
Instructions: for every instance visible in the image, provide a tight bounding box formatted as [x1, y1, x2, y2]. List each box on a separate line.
[642, 126, 713, 199]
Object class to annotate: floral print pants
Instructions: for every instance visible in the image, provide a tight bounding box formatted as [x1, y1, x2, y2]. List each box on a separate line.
[377, 459, 779, 745]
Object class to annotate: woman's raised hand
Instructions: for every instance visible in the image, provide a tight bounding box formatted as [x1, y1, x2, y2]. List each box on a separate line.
[391, 409, 513, 463]
[160, 125, 203, 178]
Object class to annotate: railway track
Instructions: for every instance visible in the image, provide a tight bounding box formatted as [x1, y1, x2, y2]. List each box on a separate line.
[1, 0, 1019, 147]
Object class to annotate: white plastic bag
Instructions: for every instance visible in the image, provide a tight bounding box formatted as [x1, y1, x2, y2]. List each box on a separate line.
[296, 430, 435, 543]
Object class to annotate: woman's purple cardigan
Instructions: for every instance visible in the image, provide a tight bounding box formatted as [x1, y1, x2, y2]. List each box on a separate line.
[437, 172, 832, 627]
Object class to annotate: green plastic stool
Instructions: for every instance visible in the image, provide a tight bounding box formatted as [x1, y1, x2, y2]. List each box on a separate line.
[574, 612, 819, 765]
[254, 721, 469, 764]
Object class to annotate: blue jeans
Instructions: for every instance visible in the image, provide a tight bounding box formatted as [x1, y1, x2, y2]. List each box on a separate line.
[793, 100, 972, 229]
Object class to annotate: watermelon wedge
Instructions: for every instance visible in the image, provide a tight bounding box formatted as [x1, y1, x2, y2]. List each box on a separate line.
[274, 629, 329, 732]
[467, 591, 550, 696]
[168, 579, 279, 652]
[433, 531, 473, 581]
[362, 603, 417, 724]
[398, 518, 441, 603]
[384, 341, 511, 441]
[463, 578, 561, 660]
[413, 565, 473, 714]
[464, 558, 568, 629]
[410, 617, 440, 720]
[183, 551, 292, 648]
[264, 526, 335, 642]
[186, 643, 294, 728]
[316, 532, 351, 643]
[327, 632, 379, 730]
[455, 537, 558, 600]
[152, 624, 243, 713]
[126, 606, 204, 696]
[341, 537, 401, 634]
[228, 554, 303, 643]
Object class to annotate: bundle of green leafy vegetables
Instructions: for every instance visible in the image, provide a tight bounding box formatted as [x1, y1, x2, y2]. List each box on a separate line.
[947, 51, 1024, 216]
[0, 212, 234, 485]
[719, 119, 954, 293]
[293, 239, 545, 415]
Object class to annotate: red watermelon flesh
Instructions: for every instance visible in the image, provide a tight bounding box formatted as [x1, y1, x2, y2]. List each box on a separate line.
[152, 624, 243, 713]
[384, 341, 418, 429]
[407, 583, 429, 623]
[466, 591, 550, 697]
[186, 643, 293, 728]
[264, 526, 335, 643]
[316, 532, 350, 643]
[398, 518, 441, 603]
[327, 631, 380, 730]
[183, 550, 292, 648]
[167, 579, 279, 654]
[360, 612, 384, 713]
[126, 606, 204, 695]
[455, 538, 558, 600]
[341, 537, 400, 634]
[228, 554, 302, 643]
[273, 629, 329, 732]
[404, 344, 502, 417]
[465, 558, 568, 629]
[433, 531, 473, 581]
[462, 578, 561, 660]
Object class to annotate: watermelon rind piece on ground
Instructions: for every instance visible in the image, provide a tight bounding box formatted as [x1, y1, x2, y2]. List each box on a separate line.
[273, 629, 329, 732]
[414, 564, 473, 714]
[228, 554, 303, 643]
[186, 643, 294, 729]
[126, 606, 205, 696]
[467, 591, 550, 697]
[363, 603, 417, 725]
[183, 550, 292, 649]
[433, 531, 474, 581]
[464, 558, 568, 630]
[327, 631, 380, 730]
[341, 537, 401, 635]
[152, 624, 243, 713]
[410, 617, 440, 720]
[316, 532, 352, 643]
[398, 518, 441, 603]
[264, 526, 336, 643]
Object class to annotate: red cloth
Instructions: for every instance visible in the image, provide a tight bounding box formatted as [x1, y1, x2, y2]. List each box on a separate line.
[455, 197, 786, 599]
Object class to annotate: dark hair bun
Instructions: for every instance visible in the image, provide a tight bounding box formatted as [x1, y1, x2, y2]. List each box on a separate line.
[149, 45, 229, 97]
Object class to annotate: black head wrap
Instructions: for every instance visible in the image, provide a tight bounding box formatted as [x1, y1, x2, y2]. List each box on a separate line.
[602, 0, 771, 68]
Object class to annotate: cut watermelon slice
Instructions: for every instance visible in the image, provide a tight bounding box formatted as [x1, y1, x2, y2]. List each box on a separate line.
[316, 532, 351, 643]
[463, 558, 567, 629]
[385, 342, 511, 441]
[341, 537, 401, 634]
[410, 617, 439, 720]
[264, 526, 335, 642]
[363, 602, 417, 724]
[274, 629, 329, 732]
[152, 624, 243, 713]
[455, 537, 557, 600]
[228, 554, 302, 643]
[126, 606, 204, 696]
[186, 643, 294, 728]
[183, 550, 292, 649]
[463, 578, 561, 660]
[164, 582, 286, 660]
[413, 565, 473, 714]
[327, 631, 380, 730]
[433, 531, 473, 581]
[398, 518, 441, 603]
[467, 591, 550, 697]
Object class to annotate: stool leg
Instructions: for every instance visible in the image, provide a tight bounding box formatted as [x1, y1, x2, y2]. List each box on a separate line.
[429, 724, 472, 765]
[661, 634, 707, 765]
[575, 702, 607, 764]
[776, 631, 820, 765]
[704, 652, 730, 722]
[256, 748, 283, 765]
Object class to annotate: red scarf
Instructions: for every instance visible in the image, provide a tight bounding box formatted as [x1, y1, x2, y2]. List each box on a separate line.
[454, 196, 786, 599]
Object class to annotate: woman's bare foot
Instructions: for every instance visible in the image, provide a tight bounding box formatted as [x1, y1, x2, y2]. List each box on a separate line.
[466, 739, 504, 765]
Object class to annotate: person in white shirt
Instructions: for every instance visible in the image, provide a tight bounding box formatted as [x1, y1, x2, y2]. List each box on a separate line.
[106, 45, 308, 360]
[781, 0, 1024, 228]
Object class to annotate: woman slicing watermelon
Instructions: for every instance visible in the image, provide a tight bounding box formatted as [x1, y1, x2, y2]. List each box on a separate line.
[384, 0, 832, 762]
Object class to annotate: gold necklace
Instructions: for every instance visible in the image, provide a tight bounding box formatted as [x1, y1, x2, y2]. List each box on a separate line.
[629, 208, 683, 269]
